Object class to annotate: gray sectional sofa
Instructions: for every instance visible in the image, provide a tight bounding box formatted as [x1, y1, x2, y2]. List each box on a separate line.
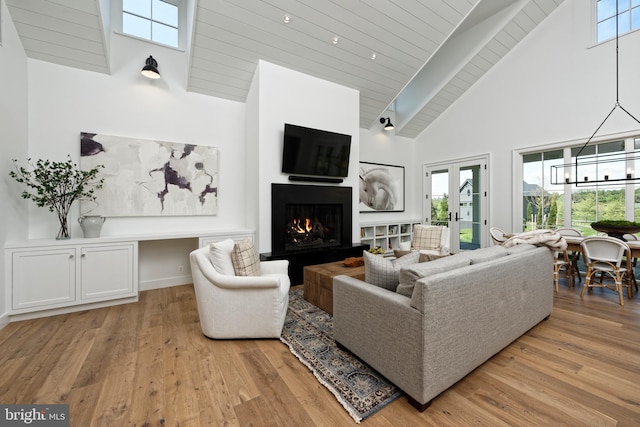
[333, 243, 554, 411]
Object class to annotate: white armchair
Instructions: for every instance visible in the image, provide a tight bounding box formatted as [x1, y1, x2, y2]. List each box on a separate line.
[189, 246, 290, 339]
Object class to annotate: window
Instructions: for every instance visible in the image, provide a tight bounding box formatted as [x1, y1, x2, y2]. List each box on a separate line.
[521, 137, 639, 235]
[522, 150, 564, 231]
[122, 0, 180, 48]
[570, 141, 626, 234]
[596, 0, 640, 43]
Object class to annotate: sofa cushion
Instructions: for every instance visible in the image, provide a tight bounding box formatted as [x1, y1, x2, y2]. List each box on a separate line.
[231, 239, 261, 276]
[412, 225, 443, 250]
[363, 250, 420, 291]
[464, 245, 508, 264]
[209, 238, 236, 276]
[397, 255, 471, 297]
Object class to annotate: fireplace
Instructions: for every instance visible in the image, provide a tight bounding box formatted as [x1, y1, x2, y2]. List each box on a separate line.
[271, 183, 352, 254]
[265, 183, 366, 285]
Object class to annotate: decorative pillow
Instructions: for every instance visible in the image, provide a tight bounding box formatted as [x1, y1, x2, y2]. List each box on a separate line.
[209, 238, 236, 276]
[412, 225, 443, 251]
[231, 239, 261, 276]
[363, 250, 420, 291]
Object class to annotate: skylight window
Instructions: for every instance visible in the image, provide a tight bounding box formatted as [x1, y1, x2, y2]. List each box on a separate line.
[122, 0, 180, 48]
[596, 0, 640, 43]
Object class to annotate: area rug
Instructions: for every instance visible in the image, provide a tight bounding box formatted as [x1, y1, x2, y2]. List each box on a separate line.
[280, 288, 402, 423]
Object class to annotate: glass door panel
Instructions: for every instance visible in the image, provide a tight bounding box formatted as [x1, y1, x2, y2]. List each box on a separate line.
[425, 156, 488, 253]
[429, 169, 450, 227]
[459, 164, 481, 250]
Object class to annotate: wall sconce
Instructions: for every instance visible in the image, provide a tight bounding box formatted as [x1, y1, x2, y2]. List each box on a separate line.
[379, 117, 394, 131]
[141, 55, 160, 79]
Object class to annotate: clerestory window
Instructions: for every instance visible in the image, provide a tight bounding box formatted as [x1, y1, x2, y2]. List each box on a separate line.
[596, 0, 640, 43]
[122, 0, 180, 48]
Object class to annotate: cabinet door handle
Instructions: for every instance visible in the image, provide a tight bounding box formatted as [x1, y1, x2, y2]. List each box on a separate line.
[81, 253, 86, 258]
[69, 255, 73, 259]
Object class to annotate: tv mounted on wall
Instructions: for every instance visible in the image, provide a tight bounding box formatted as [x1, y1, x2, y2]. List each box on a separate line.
[281, 123, 351, 180]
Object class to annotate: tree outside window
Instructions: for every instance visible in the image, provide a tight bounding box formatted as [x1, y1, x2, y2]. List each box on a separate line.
[522, 150, 564, 231]
[570, 141, 626, 235]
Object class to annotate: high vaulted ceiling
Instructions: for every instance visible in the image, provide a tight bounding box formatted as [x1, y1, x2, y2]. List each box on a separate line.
[5, 0, 563, 138]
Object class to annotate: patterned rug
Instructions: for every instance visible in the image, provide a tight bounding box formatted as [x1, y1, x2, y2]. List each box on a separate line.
[280, 288, 402, 423]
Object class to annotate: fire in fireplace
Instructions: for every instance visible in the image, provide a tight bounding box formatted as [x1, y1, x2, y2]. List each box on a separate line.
[285, 204, 341, 251]
[271, 183, 352, 255]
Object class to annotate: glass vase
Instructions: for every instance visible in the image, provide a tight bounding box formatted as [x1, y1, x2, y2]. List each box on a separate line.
[56, 214, 70, 240]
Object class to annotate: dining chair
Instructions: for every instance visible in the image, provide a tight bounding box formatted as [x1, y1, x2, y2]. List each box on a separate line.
[556, 227, 583, 284]
[580, 236, 633, 306]
[622, 233, 639, 292]
[489, 227, 507, 245]
[553, 249, 572, 293]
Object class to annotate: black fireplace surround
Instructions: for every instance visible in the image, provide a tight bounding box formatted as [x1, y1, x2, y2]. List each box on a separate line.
[271, 183, 352, 254]
[262, 183, 368, 284]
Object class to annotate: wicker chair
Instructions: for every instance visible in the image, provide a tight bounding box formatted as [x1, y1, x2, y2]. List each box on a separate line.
[580, 236, 633, 305]
[623, 233, 639, 292]
[556, 227, 583, 284]
[489, 227, 507, 245]
[553, 249, 572, 293]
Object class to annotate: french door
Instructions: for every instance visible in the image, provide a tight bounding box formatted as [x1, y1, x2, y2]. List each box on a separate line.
[423, 156, 488, 253]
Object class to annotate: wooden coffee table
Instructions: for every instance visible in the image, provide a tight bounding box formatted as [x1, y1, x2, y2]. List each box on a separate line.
[303, 260, 365, 315]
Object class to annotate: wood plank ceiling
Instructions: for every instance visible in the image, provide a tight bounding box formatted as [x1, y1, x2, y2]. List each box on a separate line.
[5, 0, 563, 138]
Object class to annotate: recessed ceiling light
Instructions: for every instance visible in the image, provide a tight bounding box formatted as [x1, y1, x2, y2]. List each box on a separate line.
[371, 52, 377, 60]
[283, 14, 291, 24]
[332, 36, 339, 45]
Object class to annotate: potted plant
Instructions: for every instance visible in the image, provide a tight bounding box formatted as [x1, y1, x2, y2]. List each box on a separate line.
[10, 155, 104, 239]
[590, 220, 640, 240]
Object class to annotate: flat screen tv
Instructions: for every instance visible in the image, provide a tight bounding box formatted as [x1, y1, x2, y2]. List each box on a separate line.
[282, 123, 351, 178]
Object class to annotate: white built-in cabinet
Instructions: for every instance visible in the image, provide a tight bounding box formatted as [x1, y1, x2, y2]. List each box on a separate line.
[9, 241, 138, 315]
[359, 220, 421, 254]
[5, 229, 255, 321]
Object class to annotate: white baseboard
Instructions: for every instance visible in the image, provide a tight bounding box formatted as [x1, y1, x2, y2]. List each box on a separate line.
[140, 274, 192, 291]
[0, 312, 9, 330]
[9, 295, 139, 322]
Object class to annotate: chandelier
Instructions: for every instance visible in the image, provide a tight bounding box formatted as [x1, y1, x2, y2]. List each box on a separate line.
[551, 0, 640, 186]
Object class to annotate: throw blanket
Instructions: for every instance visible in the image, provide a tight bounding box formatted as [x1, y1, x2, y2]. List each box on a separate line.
[503, 229, 567, 251]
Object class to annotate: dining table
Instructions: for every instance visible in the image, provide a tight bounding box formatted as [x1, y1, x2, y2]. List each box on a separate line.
[561, 234, 638, 301]
[505, 233, 640, 298]
[562, 235, 640, 259]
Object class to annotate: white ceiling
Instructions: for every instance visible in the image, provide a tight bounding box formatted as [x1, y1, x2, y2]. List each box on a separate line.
[5, 0, 564, 138]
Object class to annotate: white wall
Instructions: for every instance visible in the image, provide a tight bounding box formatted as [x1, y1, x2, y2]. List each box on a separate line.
[23, 33, 246, 287]
[414, 0, 640, 231]
[358, 126, 420, 224]
[248, 61, 361, 253]
[0, 0, 29, 325]
[27, 34, 247, 239]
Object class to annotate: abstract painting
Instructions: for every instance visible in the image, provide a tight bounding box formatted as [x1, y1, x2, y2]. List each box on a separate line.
[80, 132, 218, 217]
[359, 161, 405, 212]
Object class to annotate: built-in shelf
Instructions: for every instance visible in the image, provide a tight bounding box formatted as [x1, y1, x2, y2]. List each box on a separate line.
[359, 220, 421, 254]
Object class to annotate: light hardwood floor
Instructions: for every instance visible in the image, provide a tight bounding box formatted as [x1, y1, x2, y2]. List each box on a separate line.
[1, 277, 639, 426]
